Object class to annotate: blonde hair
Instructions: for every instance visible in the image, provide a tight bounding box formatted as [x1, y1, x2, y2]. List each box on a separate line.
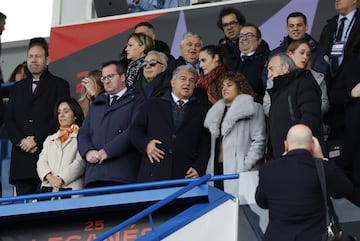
[78, 70, 103, 102]
[126, 32, 154, 55]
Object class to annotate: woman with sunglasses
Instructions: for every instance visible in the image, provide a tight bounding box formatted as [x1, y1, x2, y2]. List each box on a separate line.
[134, 50, 172, 99]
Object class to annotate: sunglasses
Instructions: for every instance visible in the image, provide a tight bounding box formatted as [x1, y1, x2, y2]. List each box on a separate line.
[142, 59, 164, 67]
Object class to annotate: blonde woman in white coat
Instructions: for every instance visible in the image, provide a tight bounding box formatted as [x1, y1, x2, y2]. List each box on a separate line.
[204, 72, 266, 197]
[37, 97, 85, 197]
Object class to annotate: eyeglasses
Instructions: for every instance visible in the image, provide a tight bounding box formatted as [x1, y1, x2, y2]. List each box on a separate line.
[239, 33, 257, 40]
[222, 21, 239, 28]
[101, 73, 120, 82]
[142, 59, 164, 67]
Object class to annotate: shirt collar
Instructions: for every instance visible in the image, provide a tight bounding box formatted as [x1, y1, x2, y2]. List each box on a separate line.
[110, 87, 127, 99]
[171, 92, 189, 104]
[339, 8, 356, 22]
[241, 51, 255, 58]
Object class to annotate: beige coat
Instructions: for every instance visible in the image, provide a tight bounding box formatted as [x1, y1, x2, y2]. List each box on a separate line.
[37, 131, 85, 191]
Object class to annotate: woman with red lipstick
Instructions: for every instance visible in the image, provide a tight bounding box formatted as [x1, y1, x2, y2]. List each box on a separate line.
[37, 97, 85, 198]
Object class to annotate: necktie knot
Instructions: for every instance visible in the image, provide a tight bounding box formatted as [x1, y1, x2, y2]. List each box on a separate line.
[33, 80, 40, 95]
[336, 17, 347, 42]
[177, 99, 184, 112]
[241, 54, 250, 62]
[109, 95, 118, 106]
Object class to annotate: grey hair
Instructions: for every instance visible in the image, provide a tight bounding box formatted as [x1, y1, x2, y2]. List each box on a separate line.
[180, 32, 203, 46]
[275, 53, 297, 72]
[147, 50, 168, 69]
[172, 65, 197, 80]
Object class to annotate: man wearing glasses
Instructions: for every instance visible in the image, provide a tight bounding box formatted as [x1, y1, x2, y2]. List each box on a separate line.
[235, 23, 270, 103]
[217, 7, 246, 71]
[77, 60, 145, 188]
[134, 50, 172, 99]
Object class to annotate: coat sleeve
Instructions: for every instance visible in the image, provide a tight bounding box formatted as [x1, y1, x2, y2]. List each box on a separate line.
[244, 104, 266, 170]
[255, 166, 268, 209]
[77, 110, 95, 159]
[129, 101, 154, 154]
[296, 74, 322, 132]
[318, 74, 330, 115]
[5, 84, 25, 145]
[36, 136, 52, 182]
[324, 159, 353, 198]
[191, 126, 211, 176]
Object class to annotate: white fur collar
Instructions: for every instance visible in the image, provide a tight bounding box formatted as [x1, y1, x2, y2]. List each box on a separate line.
[204, 94, 256, 137]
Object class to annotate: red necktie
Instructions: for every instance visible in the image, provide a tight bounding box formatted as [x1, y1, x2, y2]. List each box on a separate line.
[33, 80, 40, 95]
[177, 99, 184, 112]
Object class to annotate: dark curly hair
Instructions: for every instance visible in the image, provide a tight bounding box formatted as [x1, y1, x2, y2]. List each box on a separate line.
[217, 7, 246, 31]
[219, 72, 256, 98]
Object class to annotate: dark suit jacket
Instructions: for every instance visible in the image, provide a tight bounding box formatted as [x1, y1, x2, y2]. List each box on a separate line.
[319, 9, 360, 62]
[5, 69, 70, 183]
[234, 40, 270, 103]
[319, 9, 360, 139]
[256, 149, 353, 241]
[342, 53, 360, 185]
[130, 91, 211, 182]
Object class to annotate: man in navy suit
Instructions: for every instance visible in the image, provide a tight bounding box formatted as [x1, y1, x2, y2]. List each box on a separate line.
[255, 124, 353, 241]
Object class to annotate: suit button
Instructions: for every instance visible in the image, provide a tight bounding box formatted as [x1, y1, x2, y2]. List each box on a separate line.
[171, 134, 176, 139]
[29, 119, 33, 123]
[168, 149, 173, 154]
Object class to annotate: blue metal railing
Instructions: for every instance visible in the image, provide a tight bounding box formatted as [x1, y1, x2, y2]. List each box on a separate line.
[94, 174, 212, 241]
[1, 82, 15, 89]
[0, 174, 238, 204]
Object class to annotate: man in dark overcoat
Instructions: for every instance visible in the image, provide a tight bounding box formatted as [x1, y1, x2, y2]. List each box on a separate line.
[77, 60, 144, 187]
[5, 37, 70, 195]
[256, 124, 353, 241]
[130, 65, 210, 182]
[266, 53, 323, 160]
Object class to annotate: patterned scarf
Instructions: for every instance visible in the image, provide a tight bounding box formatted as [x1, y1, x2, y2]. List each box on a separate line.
[58, 124, 79, 144]
[196, 64, 227, 104]
[126, 57, 145, 87]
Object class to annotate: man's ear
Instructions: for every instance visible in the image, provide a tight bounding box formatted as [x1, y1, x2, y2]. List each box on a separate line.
[283, 140, 289, 155]
[282, 63, 290, 73]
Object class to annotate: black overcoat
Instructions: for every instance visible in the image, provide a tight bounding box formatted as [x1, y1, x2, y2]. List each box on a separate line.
[130, 91, 211, 182]
[5, 69, 70, 183]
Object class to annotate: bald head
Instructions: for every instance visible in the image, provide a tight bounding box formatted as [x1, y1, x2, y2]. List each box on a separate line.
[286, 124, 313, 151]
